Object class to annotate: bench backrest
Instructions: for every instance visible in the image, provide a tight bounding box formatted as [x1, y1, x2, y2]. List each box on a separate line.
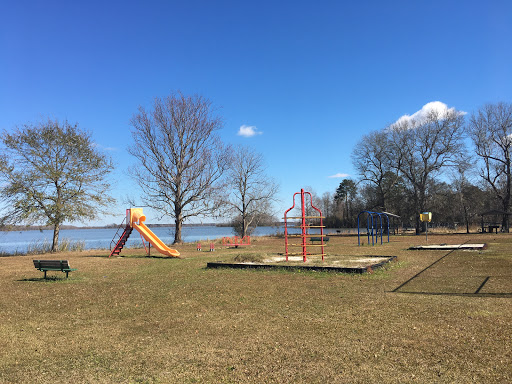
[310, 237, 329, 241]
[33, 260, 71, 270]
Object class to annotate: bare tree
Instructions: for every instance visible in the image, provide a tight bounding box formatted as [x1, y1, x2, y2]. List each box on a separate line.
[352, 130, 401, 211]
[451, 165, 486, 233]
[467, 102, 512, 231]
[225, 146, 279, 237]
[129, 92, 231, 243]
[389, 108, 466, 233]
[320, 191, 334, 219]
[0, 119, 114, 252]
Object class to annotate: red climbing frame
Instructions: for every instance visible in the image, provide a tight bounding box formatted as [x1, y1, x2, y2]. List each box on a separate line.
[284, 189, 326, 262]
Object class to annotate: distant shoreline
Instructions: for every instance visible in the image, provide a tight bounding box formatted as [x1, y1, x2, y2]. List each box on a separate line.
[1, 222, 284, 232]
[0, 223, 225, 232]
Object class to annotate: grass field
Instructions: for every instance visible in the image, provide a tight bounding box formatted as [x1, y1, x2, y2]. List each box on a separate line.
[0, 233, 511, 383]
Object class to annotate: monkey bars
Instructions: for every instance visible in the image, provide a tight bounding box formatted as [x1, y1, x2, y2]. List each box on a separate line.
[357, 211, 390, 246]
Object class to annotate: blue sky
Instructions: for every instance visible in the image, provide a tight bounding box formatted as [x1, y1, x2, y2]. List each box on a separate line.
[1, 1, 512, 226]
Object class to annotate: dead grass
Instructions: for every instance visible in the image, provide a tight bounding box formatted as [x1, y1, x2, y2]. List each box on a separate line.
[0, 233, 511, 383]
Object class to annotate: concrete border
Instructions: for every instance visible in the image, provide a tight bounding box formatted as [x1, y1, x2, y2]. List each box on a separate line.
[409, 244, 486, 250]
[207, 256, 397, 274]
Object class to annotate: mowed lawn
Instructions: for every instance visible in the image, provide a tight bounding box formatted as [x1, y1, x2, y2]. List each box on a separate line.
[0, 233, 511, 383]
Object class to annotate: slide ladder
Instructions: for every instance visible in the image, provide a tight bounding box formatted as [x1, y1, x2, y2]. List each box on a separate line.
[109, 216, 133, 257]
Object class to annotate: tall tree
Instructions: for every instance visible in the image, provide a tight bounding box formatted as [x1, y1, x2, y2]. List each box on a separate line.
[352, 130, 401, 211]
[0, 119, 114, 252]
[225, 146, 279, 237]
[450, 162, 486, 233]
[467, 102, 512, 232]
[360, 172, 407, 215]
[389, 107, 465, 233]
[129, 91, 231, 243]
[334, 179, 357, 226]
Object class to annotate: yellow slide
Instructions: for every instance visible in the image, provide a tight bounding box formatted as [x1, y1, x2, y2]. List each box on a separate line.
[130, 208, 180, 258]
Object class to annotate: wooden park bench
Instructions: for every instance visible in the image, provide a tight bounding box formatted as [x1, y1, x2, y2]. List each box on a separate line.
[33, 260, 77, 279]
[310, 236, 329, 244]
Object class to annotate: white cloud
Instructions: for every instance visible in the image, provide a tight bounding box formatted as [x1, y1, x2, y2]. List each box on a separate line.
[237, 125, 262, 137]
[328, 173, 350, 178]
[392, 101, 466, 127]
[93, 143, 118, 151]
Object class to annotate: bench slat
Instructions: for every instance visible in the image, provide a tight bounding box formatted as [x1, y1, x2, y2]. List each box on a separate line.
[33, 260, 71, 268]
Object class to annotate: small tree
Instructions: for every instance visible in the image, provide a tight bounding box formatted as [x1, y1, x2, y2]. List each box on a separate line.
[129, 91, 231, 243]
[225, 146, 279, 237]
[0, 119, 115, 252]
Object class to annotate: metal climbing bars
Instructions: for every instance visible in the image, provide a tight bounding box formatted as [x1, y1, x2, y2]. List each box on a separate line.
[357, 211, 390, 246]
[284, 189, 326, 262]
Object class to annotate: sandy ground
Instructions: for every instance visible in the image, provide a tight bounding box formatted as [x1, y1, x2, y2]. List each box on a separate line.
[260, 255, 392, 268]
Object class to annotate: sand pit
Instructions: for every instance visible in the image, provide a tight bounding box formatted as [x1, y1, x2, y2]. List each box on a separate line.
[207, 255, 396, 274]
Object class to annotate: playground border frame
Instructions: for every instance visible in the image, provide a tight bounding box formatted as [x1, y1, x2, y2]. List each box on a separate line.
[207, 256, 396, 274]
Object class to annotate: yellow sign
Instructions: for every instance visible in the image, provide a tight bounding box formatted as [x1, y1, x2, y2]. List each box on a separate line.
[420, 212, 432, 222]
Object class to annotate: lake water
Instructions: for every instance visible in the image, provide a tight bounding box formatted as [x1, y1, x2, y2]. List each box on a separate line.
[0, 225, 337, 254]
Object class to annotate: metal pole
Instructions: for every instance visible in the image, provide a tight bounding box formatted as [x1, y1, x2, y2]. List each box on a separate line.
[357, 213, 361, 246]
[301, 189, 307, 262]
[284, 211, 289, 260]
[367, 213, 371, 245]
[284, 192, 298, 261]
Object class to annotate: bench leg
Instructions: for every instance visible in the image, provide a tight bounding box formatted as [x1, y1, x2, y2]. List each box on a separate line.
[44, 270, 47, 279]
[66, 271, 69, 278]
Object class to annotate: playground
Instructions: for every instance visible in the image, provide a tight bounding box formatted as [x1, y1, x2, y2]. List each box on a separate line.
[1, 231, 511, 383]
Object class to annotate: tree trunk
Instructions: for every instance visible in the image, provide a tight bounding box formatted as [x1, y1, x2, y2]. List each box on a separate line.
[504, 156, 511, 233]
[52, 223, 60, 252]
[242, 211, 249, 238]
[464, 205, 470, 234]
[415, 187, 426, 235]
[242, 219, 248, 238]
[501, 204, 509, 233]
[378, 186, 386, 212]
[174, 205, 183, 244]
[242, 201, 248, 238]
[415, 215, 421, 235]
[174, 217, 183, 244]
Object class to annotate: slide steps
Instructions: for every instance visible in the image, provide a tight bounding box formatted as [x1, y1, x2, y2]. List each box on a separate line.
[110, 227, 133, 257]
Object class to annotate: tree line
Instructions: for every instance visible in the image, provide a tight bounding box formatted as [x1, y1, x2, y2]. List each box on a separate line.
[1, 93, 511, 252]
[311, 102, 512, 234]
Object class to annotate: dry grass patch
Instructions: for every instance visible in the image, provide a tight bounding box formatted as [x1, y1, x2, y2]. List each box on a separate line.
[0, 233, 511, 383]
